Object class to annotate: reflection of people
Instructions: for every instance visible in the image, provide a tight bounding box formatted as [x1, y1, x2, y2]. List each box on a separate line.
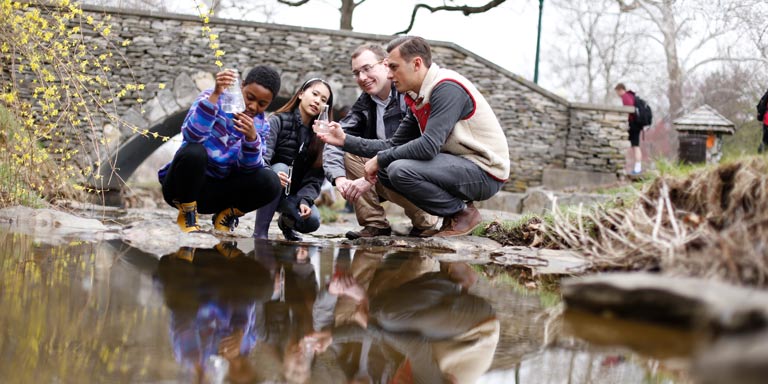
[158, 66, 283, 233]
[615, 83, 643, 175]
[309, 252, 499, 383]
[322, 43, 437, 240]
[254, 78, 334, 242]
[260, 244, 321, 383]
[318, 37, 510, 237]
[155, 243, 273, 383]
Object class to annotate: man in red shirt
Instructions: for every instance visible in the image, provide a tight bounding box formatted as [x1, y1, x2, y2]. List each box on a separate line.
[615, 83, 643, 174]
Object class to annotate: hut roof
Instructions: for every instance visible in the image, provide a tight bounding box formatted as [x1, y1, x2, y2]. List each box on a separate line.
[673, 104, 735, 134]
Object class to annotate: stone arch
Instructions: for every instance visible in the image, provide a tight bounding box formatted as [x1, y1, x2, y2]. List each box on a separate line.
[94, 71, 210, 199]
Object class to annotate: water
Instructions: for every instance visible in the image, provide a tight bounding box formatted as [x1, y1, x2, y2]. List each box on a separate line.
[0, 229, 694, 383]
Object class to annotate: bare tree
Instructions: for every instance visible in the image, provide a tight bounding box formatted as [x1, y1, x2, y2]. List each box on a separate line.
[276, 0, 368, 30]
[548, 0, 646, 104]
[733, 0, 768, 60]
[272, 0, 507, 33]
[615, 0, 755, 119]
[396, 0, 508, 35]
[690, 64, 767, 124]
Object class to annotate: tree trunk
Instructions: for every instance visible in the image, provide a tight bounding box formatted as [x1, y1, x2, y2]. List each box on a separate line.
[659, 0, 683, 118]
[340, 0, 355, 30]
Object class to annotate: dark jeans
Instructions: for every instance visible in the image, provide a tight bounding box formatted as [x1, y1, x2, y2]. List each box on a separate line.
[370, 273, 495, 340]
[377, 153, 503, 217]
[253, 163, 321, 238]
[161, 143, 281, 214]
[763, 124, 768, 146]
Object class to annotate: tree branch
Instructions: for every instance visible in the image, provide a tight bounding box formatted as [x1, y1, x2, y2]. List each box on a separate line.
[395, 0, 507, 35]
[615, 0, 639, 12]
[354, 0, 368, 7]
[277, 0, 311, 6]
[687, 56, 768, 75]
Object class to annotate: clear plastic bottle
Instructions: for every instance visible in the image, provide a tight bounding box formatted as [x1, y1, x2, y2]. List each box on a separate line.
[221, 69, 245, 114]
[315, 105, 329, 134]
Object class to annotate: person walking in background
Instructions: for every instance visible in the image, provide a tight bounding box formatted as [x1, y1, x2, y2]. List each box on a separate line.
[158, 66, 282, 233]
[756, 87, 768, 153]
[615, 83, 643, 175]
[253, 78, 333, 241]
[318, 36, 510, 237]
[323, 43, 437, 240]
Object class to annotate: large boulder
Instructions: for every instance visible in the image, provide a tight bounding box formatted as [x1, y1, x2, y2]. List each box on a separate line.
[0, 206, 112, 245]
[693, 331, 768, 384]
[562, 272, 768, 333]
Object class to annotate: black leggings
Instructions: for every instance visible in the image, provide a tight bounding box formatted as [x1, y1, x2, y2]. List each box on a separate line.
[161, 143, 281, 214]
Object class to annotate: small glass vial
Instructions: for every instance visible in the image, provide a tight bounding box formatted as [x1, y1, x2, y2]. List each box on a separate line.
[221, 68, 245, 114]
[204, 354, 229, 384]
[315, 105, 329, 134]
[284, 165, 293, 196]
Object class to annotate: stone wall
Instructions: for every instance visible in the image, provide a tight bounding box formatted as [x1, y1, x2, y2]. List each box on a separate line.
[567, 103, 633, 173]
[13, 4, 631, 193]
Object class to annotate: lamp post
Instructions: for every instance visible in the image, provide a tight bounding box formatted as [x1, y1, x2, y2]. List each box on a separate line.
[534, 0, 544, 84]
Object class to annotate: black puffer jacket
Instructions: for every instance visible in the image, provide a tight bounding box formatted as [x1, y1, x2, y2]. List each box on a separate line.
[265, 109, 325, 207]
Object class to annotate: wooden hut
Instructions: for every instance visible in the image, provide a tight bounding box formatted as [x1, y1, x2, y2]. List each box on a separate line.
[674, 105, 735, 164]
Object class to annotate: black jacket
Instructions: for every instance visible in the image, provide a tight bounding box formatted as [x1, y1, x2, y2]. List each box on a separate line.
[265, 109, 325, 207]
[323, 84, 407, 184]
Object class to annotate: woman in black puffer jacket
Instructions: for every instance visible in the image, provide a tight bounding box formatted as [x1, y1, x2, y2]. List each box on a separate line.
[254, 78, 334, 241]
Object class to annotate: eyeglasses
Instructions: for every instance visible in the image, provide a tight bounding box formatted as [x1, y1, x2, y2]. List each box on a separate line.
[352, 60, 383, 78]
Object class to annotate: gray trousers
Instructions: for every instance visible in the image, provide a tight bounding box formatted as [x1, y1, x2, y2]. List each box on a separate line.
[378, 153, 503, 217]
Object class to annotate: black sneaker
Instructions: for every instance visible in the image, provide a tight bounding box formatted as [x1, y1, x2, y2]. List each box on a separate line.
[278, 215, 302, 242]
[345, 226, 392, 240]
[408, 226, 439, 238]
[759, 142, 765, 154]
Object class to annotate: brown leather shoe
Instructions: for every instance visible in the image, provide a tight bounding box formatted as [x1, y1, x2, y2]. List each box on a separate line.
[434, 203, 481, 237]
[346, 226, 392, 240]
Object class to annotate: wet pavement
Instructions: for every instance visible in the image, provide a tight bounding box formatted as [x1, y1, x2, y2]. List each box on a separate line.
[0, 225, 695, 383]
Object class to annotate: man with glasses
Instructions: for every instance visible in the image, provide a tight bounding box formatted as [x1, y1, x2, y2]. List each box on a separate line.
[319, 37, 510, 237]
[323, 44, 437, 240]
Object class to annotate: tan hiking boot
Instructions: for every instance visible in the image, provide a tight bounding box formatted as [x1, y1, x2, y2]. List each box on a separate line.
[212, 207, 245, 233]
[175, 201, 202, 233]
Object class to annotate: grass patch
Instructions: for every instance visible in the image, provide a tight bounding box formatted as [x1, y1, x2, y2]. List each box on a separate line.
[473, 213, 553, 237]
[722, 120, 762, 159]
[653, 157, 708, 178]
[318, 205, 339, 223]
[478, 264, 561, 308]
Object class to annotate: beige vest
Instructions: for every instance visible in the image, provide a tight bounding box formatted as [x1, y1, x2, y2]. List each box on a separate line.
[406, 64, 510, 181]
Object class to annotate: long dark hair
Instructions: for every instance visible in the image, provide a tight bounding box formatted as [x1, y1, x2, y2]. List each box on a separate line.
[274, 78, 334, 121]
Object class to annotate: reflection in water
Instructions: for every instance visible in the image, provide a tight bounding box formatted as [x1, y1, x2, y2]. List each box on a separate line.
[0, 228, 693, 384]
[155, 243, 273, 383]
[0, 231, 174, 383]
[308, 249, 500, 384]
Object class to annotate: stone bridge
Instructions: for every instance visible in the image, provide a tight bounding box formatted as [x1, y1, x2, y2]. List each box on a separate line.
[39, 4, 633, 200]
